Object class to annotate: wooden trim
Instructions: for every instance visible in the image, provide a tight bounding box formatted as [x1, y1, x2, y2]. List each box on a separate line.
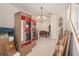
[64, 32, 71, 56]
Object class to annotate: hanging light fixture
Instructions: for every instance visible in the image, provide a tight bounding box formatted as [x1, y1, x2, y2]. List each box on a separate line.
[36, 7, 47, 23]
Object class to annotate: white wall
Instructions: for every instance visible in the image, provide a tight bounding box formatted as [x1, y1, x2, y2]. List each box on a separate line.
[0, 4, 36, 28]
[50, 10, 66, 40]
[71, 4, 78, 34]
[37, 18, 50, 31]
[50, 15, 59, 40]
[58, 10, 66, 33]
[0, 4, 20, 28]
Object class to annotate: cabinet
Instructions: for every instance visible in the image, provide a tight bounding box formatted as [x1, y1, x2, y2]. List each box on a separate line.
[15, 12, 37, 56]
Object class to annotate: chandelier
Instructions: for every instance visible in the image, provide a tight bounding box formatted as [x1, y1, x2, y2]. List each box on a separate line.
[36, 7, 47, 23]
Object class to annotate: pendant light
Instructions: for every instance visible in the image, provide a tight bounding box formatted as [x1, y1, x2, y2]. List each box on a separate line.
[36, 7, 47, 23]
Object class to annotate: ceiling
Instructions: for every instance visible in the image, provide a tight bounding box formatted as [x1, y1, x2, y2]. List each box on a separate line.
[12, 3, 68, 16]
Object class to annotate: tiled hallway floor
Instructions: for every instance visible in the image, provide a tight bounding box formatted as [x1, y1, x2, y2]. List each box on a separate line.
[27, 37, 58, 56]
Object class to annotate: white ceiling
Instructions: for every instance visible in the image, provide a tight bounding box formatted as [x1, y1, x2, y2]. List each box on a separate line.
[11, 3, 68, 16]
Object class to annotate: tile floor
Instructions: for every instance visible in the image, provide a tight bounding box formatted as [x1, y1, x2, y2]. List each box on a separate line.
[27, 37, 58, 56]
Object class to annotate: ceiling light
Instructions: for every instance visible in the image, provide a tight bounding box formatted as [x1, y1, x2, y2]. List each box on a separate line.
[36, 7, 47, 23]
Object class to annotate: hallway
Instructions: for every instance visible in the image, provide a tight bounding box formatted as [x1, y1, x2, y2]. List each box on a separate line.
[0, 3, 79, 56]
